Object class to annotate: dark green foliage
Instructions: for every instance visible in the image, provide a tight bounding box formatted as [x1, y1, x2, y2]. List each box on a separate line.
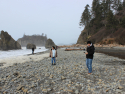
[123, 0, 125, 7]
[106, 10, 118, 29]
[80, 4, 91, 36]
[78, 0, 125, 44]
[92, 0, 100, 18]
[120, 16, 125, 27]
[117, 4, 123, 11]
[80, 0, 125, 30]
[80, 4, 91, 27]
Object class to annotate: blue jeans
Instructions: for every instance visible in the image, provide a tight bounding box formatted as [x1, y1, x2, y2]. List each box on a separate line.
[51, 57, 56, 64]
[86, 58, 93, 73]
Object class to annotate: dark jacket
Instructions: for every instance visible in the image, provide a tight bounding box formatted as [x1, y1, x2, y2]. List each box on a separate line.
[32, 48, 34, 51]
[86, 44, 95, 59]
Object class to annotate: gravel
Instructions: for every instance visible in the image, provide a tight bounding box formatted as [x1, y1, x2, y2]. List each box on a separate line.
[0, 49, 125, 94]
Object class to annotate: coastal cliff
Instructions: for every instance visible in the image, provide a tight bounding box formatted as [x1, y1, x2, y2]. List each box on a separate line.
[77, 0, 125, 45]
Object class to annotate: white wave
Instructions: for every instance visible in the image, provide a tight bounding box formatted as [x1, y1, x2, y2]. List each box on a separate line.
[0, 47, 48, 59]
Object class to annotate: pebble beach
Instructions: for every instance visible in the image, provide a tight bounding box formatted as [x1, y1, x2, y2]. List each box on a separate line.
[0, 49, 125, 94]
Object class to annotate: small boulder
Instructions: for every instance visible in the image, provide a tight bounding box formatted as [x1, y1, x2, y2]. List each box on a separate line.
[45, 38, 56, 48]
[26, 43, 36, 49]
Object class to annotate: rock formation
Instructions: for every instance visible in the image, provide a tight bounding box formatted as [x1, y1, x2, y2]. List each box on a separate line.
[17, 34, 47, 47]
[26, 43, 36, 49]
[0, 30, 21, 50]
[77, 29, 87, 44]
[45, 39, 56, 48]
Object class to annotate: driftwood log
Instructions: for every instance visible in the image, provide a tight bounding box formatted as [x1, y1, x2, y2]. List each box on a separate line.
[65, 49, 84, 51]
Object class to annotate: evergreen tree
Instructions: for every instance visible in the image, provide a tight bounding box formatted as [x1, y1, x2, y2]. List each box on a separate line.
[117, 3, 123, 11]
[80, 4, 91, 27]
[123, 0, 125, 8]
[101, 0, 109, 18]
[91, 0, 104, 28]
[106, 10, 118, 29]
[80, 4, 91, 35]
[106, 0, 113, 12]
[112, 0, 122, 11]
[92, 0, 100, 18]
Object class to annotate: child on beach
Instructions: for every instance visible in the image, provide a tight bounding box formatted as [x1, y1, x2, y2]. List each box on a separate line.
[50, 46, 57, 65]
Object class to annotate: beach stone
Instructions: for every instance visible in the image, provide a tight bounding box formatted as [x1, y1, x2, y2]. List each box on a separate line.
[75, 90, 79, 94]
[42, 89, 47, 93]
[121, 77, 125, 80]
[67, 89, 73, 93]
[45, 73, 50, 77]
[51, 81, 55, 84]
[22, 88, 28, 93]
[49, 75, 54, 79]
[17, 84, 23, 90]
[61, 76, 66, 80]
[68, 84, 71, 87]
[3, 91, 7, 94]
[45, 80, 49, 84]
[47, 88, 52, 92]
[116, 89, 122, 92]
[87, 80, 91, 82]
[31, 83, 36, 88]
[106, 88, 110, 92]
[27, 89, 33, 93]
[118, 86, 123, 89]
[99, 79, 102, 82]
[68, 80, 72, 84]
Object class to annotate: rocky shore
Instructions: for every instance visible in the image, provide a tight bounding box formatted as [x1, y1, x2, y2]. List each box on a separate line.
[0, 49, 125, 94]
[59, 44, 125, 48]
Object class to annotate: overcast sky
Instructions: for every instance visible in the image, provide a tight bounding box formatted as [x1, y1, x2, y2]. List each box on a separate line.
[0, 0, 92, 45]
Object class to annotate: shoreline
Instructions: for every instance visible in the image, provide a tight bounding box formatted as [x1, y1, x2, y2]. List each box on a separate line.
[59, 44, 125, 48]
[1, 46, 125, 69]
[0, 50, 50, 68]
[59, 44, 125, 60]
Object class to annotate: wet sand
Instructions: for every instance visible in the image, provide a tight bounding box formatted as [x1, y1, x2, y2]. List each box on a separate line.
[95, 47, 125, 59]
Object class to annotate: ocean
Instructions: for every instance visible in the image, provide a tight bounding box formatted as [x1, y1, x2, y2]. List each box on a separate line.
[0, 47, 48, 59]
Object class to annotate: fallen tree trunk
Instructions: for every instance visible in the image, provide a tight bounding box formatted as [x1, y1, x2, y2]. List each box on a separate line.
[65, 49, 84, 51]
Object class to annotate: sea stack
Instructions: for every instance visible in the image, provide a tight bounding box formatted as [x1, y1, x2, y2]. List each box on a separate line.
[26, 43, 36, 49]
[0, 30, 21, 50]
[17, 34, 47, 47]
[45, 38, 56, 48]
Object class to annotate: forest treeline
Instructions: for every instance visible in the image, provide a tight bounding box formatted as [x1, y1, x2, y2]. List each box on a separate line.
[77, 0, 125, 45]
[17, 34, 47, 46]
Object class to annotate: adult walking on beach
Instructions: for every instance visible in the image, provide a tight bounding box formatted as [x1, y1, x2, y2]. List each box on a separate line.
[32, 47, 35, 54]
[50, 46, 57, 65]
[85, 41, 95, 74]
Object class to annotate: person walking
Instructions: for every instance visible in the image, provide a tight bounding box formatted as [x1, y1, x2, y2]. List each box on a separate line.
[50, 46, 57, 65]
[32, 47, 35, 54]
[85, 41, 95, 74]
